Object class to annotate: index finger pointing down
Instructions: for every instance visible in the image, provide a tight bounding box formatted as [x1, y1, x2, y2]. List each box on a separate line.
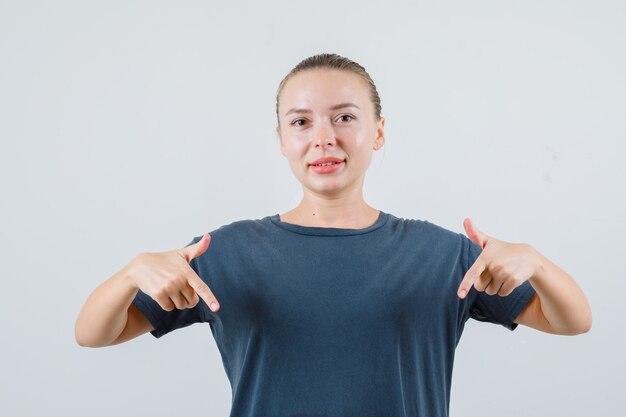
[188, 274, 220, 312]
[457, 258, 487, 299]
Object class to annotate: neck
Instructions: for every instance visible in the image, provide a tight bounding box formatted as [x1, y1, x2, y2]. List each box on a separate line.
[280, 188, 379, 229]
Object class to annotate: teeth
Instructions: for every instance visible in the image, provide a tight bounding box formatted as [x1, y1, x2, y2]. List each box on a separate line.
[316, 162, 338, 166]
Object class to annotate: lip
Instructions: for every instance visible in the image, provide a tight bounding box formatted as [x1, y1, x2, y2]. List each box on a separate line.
[309, 156, 345, 166]
[309, 159, 345, 174]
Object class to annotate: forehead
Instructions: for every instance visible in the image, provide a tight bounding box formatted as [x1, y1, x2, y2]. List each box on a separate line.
[280, 69, 370, 115]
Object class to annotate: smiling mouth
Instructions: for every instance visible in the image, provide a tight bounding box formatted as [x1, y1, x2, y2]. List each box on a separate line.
[309, 160, 345, 173]
[308, 158, 346, 167]
[312, 161, 341, 167]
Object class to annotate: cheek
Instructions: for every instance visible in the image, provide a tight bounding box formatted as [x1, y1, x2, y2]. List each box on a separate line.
[353, 128, 373, 145]
[351, 134, 374, 155]
[282, 143, 308, 167]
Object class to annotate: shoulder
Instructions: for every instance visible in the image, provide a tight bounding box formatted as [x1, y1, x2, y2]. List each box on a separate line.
[187, 216, 274, 269]
[214, 217, 269, 235]
[189, 215, 274, 248]
[389, 214, 464, 245]
[388, 214, 477, 264]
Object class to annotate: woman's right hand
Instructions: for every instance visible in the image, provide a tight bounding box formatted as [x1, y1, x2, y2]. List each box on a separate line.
[126, 233, 220, 313]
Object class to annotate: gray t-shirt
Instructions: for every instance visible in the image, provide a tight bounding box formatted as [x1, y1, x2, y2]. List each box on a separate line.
[132, 210, 536, 417]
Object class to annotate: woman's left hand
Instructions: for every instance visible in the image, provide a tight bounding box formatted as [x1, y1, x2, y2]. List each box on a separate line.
[457, 218, 541, 299]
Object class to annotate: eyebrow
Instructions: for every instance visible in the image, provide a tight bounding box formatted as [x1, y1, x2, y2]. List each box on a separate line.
[284, 102, 360, 117]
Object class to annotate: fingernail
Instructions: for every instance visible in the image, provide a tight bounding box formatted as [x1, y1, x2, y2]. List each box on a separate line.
[210, 302, 219, 311]
[459, 289, 466, 298]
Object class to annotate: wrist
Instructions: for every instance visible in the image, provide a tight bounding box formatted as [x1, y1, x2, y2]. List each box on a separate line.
[528, 244, 547, 286]
[118, 259, 139, 291]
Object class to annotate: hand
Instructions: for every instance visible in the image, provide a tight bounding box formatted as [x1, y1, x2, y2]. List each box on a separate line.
[457, 218, 539, 299]
[127, 234, 220, 312]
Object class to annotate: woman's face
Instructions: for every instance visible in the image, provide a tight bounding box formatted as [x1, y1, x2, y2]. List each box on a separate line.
[276, 69, 385, 197]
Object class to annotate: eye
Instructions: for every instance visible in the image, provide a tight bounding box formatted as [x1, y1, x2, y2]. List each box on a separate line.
[337, 114, 354, 123]
[291, 119, 307, 127]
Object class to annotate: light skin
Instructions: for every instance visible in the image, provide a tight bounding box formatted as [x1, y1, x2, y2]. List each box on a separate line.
[76, 67, 591, 348]
[74, 234, 218, 347]
[458, 218, 592, 335]
[277, 67, 591, 336]
[275, 68, 385, 229]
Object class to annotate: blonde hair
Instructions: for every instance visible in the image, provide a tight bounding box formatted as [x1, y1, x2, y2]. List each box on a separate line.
[275, 53, 383, 127]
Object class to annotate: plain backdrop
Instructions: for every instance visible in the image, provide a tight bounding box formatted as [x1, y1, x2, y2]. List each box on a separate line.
[1, 1, 624, 416]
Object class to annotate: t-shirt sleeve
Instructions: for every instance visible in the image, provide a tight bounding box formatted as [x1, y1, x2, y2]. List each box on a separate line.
[462, 234, 537, 331]
[131, 236, 211, 339]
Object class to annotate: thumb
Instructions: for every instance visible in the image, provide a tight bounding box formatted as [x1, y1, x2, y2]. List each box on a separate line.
[463, 218, 487, 249]
[181, 233, 211, 263]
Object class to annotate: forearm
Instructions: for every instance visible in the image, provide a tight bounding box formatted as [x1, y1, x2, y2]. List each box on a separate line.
[528, 246, 592, 335]
[75, 262, 139, 348]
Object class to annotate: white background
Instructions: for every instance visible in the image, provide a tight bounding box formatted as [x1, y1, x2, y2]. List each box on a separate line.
[1, 1, 623, 416]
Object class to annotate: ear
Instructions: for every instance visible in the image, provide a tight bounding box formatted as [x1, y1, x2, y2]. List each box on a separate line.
[276, 125, 285, 156]
[374, 117, 385, 150]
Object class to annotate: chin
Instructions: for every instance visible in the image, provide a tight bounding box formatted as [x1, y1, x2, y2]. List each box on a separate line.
[306, 179, 349, 194]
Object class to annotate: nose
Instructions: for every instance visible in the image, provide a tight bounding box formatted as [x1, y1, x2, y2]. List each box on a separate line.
[313, 121, 337, 148]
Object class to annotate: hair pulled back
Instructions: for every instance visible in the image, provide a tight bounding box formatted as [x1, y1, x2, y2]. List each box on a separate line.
[275, 53, 382, 127]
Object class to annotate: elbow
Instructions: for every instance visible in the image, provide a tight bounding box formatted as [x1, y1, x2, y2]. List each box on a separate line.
[569, 320, 592, 336]
[574, 283, 593, 335]
[576, 304, 593, 335]
[75, 332, 88, 347]
[75, 326, 115, 348]
[75, 336, 89, 348]
[75, 332, 102, 348]
[579, 313, 592, 334]
[558, 312, 592, 336]
[554, 296, 593, 336]
[75, 323, 90, 347]
[74, 320, 98, 348]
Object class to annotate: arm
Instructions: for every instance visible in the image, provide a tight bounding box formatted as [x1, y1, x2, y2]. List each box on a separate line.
[458, 217, 592, 336]
[514, 246, 592, 335]
[75, 234, 218, 347]
[74, 261, 153, 348]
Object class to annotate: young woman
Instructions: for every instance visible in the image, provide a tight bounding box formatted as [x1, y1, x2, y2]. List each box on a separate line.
[75, 53, 592, 416]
